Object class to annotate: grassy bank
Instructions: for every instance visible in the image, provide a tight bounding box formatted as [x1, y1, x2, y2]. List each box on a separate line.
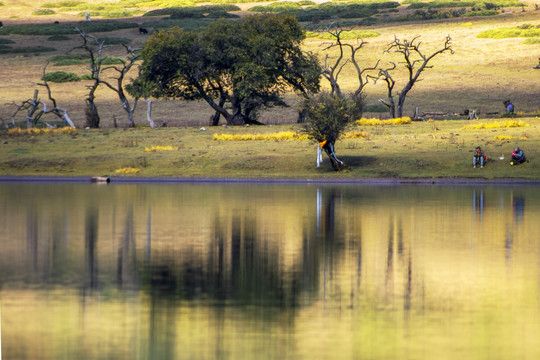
[1, 118, 539, 180]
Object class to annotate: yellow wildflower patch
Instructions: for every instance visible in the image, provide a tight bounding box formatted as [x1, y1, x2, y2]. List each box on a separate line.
[114, 167, 140, 175]
[144, 145, 179, 152]
[213, 131, 309, 141]
[355, 117, 412, 126]
[461, 120, 529, 130]
[494, 135, 515, 141]
[7, 127, 77, 135]
[342, 130, 370, 139]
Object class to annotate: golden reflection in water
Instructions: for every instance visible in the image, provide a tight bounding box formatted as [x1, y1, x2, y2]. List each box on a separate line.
[0, 184, 539, 359]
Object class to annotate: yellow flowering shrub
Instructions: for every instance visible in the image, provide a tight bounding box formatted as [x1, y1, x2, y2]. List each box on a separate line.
[144, 145, 179, 152]
[494, 135, 515, 141]
[213, 131, 309, 141]
[461, 120, 529, 130]
[7, 127, 77, 135]
[341, 130, 370, 139]
[355, 117, 412, 126]
[114, 167, 140, 175]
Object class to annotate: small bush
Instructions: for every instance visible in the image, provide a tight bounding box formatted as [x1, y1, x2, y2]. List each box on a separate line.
[524, 37, 540, 44]
[42, 71, 81, 83]
[48, 53, 87, 65]
[0, 46, 56, 54]
[33, 9, 56, 15]
[100, 56, 124, 65]
[0, 20, 138, 36]
[461, 120, 529, 129]
[114, 167, 140, 175]
[356, 117, 412, 126]
[80, 74, 93, 80]
[47, 35, 71, 41]
[144, 145, 179, 151]
[478, 25, 540, 38]
[0, 38, 15, 44]
[463, 9, 498, 16]
[42, 1, 85, 8]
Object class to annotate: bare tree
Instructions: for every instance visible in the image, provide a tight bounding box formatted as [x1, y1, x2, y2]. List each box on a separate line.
[74, 28, 103, 128]
[9, 64, 76, 128]
[99, 44, 141, 127]
[375, 35, 453, 118]
[321, 25, 379, 98]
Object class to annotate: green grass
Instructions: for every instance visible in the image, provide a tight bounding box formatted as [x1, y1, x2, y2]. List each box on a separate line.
[478, 25, 540, 38]
[524, 37, 540, 44]
[1, 119, 540, 180]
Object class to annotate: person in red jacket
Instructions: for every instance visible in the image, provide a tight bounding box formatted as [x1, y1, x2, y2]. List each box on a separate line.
[473, 146, 486, 168]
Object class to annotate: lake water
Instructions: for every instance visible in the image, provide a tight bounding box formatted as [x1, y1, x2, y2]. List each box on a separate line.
[1, 182, 539, 360]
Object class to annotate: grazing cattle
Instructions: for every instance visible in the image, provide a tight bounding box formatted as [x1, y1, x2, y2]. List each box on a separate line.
[139, 27, 148, 35]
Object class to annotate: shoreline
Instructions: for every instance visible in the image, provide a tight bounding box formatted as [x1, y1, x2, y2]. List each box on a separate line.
[1, 175, 539, 186]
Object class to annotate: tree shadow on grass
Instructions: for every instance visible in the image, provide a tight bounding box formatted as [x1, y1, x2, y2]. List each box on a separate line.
[341, 155, 378, 168]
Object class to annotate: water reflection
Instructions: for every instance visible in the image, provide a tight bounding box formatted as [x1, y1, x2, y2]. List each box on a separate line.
[1, 183, 540, 359]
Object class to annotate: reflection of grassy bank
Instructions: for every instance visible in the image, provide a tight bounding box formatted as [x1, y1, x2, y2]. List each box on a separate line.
[1, 118, 539, 179]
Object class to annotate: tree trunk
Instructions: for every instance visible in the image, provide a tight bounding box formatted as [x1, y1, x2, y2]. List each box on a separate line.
[322, 141, 346, 171]
[26, 90, 41, 128]
[145, 99, 156, 128]
[85, 99, 100, 128]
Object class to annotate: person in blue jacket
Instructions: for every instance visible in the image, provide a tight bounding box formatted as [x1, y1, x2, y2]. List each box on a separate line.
[510, 147, 527, 165]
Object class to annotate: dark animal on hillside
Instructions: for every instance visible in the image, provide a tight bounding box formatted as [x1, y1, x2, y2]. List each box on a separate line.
[54, 21, 59, 24]
[0, 22, 3, 28]
[139, 27, 148, 35]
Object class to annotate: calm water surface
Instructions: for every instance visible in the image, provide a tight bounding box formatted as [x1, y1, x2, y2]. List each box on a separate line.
[1, 182, 540, 360]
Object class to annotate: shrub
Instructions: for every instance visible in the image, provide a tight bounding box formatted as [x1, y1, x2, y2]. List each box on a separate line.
[478, 25, 540, 38]
[47, 35, 72, 41]
[213, 132, 309, 141]
[463, 9, 498, 16]
[0, 20, 138, 36]
[356, 117, 412, 126]
[7, 127, 77, 135]
[42, 71, 81, 83]
[0, 46, 56, 54]
[48, 53, 87, 65]
[0, 38, 15, 44]
[524, 37, 540, 44]
[114, 167, 140, 175]
[144, 145, 179, 151]
[461, 120, 529, 129]
[41, 1, 85, 8]
[33, 9, 56, 15]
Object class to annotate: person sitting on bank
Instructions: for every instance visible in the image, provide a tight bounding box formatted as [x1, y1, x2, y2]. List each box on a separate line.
[511, 147, 527, 165]
[503, 100, 514, 114]
[473, 146, 486, 168]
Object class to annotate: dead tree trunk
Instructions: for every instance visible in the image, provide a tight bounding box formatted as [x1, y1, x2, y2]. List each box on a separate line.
[145, 99, 156, 128]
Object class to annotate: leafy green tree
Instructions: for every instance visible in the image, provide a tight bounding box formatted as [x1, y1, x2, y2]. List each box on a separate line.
[133, 14, 321, 125]
[301, 91, 363, 171]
